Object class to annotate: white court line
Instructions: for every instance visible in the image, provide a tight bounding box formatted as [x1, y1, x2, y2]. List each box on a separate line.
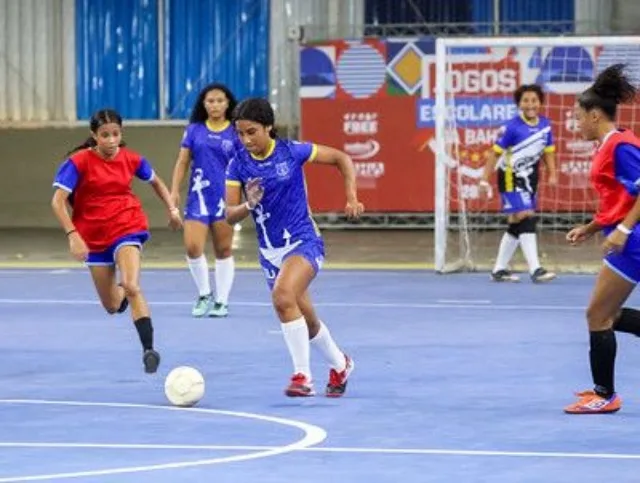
[0, 442, 639, 461]
[437, 299, 491, 304]
[0, 298, 583, 311]
[0, 399, 327, 482]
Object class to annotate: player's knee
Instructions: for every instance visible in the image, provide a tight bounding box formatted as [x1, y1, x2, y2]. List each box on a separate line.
[185, 242, 204, 259]
[272, 285, 297, 315]
[214, 245, 232, 259]
[103, 302, 119, 314]
[120, 280, 141, 298]
[586, 305, 612, 331]
[518, 216, 537, 234]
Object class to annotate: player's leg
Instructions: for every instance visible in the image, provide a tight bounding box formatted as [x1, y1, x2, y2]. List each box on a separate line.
[512, 191, 555, 282]
[208, 216, 235, 317]
[88, 264, 127, 314]
[115, 243, 160, 374]
[272, 255, 317, 397]
[564, 263, 634, 414]
[491, 192, 521, 282]
[300, 290, 354, 397]
[184, 219, 213, 317]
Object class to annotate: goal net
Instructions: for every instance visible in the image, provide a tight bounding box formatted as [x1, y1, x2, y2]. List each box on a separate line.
[431, 36, 640, 274]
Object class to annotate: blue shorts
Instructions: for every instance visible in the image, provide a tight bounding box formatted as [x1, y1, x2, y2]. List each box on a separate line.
[500, 191, 536, 214]
[604, 225, 640, 284]
[184, 192, 226, 225]
[86, 231, 150, 266]
[259, 239, 325, 290]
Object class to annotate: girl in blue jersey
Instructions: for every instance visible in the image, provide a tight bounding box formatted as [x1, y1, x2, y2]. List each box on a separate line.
[480, 84, 558, 283]
[170, 83, 238, 318]
[225, 98, 364, 398]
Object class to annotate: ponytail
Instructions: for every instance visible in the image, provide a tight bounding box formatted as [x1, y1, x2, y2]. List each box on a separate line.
[65, 136, 96, 157]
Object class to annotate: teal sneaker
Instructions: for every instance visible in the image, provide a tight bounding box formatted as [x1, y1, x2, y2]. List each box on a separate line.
[192, 294, 212, 317]
[208, 301, 229, 318]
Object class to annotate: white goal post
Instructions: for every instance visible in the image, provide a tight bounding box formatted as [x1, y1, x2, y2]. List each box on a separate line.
[432, 35, 640, 273]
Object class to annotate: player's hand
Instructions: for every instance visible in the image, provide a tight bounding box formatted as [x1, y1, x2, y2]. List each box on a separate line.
[68, 232, 89, 262]
[566, 224, 592, 246]
[602, 228, 628, 255]
[345, 198, 364, 220]
[168, 207, 183, 231]
[245, 178, 264, 209]
[478, 180, 493, 199]
[170, 191, 180, 209]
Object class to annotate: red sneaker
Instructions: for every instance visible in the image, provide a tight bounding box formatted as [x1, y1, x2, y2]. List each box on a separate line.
[285, 373, 315, 397]
[326, 355, 354, 398]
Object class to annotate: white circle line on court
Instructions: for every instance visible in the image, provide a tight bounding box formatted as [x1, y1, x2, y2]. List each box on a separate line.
[0, 399, 327, 482]
[1, 442, 639, 462]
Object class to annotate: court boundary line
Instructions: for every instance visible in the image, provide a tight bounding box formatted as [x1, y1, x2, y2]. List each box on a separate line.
[0, 399, 327, 482]
[1, 441, 639, 461]
[0, 297, 585, 311]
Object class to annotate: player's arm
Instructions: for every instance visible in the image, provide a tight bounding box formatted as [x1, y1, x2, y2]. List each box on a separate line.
[224, 181, 251, 225]
[51, 188, 76, 235]
[170, 147, 191, 201]
[137, 157, 180, 217]
[482, 124, 514, 186]
[543, 126, 558, 184]
[311, 145, 359, 205]
[614, 144, 640, 232]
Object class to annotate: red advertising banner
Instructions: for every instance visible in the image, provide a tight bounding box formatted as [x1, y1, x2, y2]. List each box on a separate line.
[300, 38, 640, 213]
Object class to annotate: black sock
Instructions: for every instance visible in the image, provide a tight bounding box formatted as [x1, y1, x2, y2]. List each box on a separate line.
[613, 308, 640, 337]
[589, 329, 617, 398]
[134, 317, 154, 351]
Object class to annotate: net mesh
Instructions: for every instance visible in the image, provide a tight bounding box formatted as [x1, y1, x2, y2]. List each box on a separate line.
[435, 39, 640, 273]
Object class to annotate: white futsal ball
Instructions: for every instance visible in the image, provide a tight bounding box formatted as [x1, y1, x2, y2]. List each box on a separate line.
[164, 366, 205, 407]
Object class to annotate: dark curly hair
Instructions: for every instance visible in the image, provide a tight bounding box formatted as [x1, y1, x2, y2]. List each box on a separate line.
[189, 83, 237, 124]
[514, 84, 544, 105]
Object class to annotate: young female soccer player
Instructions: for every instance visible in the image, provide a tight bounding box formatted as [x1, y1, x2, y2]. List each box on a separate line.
[564, 64, 640, 414]
[480, 84, 558, 283]
[225, 98, 364, 397]
[170, 83, 238, 318]
[51, 108, 182, 374]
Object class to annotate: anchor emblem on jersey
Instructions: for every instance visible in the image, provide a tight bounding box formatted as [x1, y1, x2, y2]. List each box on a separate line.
[254, 203, 301, 268]
[192, 168, 211, 216]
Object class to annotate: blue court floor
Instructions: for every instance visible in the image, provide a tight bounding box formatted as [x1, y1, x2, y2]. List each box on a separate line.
[1, 268, 640, 482]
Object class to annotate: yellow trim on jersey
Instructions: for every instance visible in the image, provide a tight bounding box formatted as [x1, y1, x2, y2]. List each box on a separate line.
[519, 113, 539, 126]
[250, 139, 276, 160]
[225, 180, 241, 187]
[544, 145, 556, 153]
[307, 143, 318, 163]
[492, 144, 504, 154]
[504, 150, 514, 192]
[206, 119, 230, 132]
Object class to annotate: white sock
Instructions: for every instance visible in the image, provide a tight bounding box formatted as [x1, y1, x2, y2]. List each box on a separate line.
[281, 317, 311, 379]
[214, 256, 235, 304]
[187, 255, 211, 297]
[493, 233, 519, 272]
[519, 233, 541, 274]
[310, 321, 346, 372]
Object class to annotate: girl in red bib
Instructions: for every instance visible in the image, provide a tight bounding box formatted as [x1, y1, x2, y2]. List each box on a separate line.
[51, 109, 182, 374]
[565, 65, 640, 414]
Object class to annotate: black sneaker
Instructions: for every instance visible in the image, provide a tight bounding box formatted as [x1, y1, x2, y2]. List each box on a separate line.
[531, 267, 556, 283]
[490, 269, 520, 282]
[143, 349, 161, 374]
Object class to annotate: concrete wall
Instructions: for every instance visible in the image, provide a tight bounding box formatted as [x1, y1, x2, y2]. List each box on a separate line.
[0, 126, 189, 228]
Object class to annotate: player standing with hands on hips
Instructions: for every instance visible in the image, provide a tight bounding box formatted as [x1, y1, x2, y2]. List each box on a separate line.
[225, 98, 363, 398]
